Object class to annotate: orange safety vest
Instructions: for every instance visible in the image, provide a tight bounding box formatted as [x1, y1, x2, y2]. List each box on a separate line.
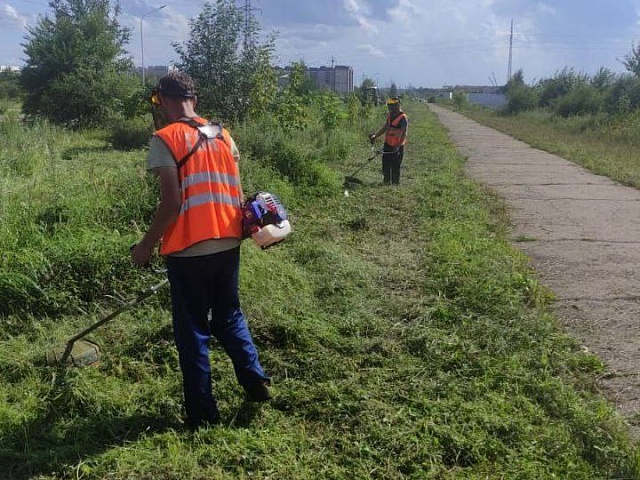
[154, 117, 243, 255]
[384, 112, 408, 148]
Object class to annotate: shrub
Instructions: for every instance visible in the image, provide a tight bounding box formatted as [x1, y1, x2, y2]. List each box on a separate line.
[452, 90, 468, 110]
[553, 84, 603, 117]
[604, 74, 640, 113]
[503, 85, 538, 115]
[109, 116, 153, 151]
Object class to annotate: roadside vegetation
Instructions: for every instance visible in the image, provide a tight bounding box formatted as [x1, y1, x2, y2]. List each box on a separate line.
[444, 48, 640, 189]
[451, 105, 640, 190]
[3, 98, 640, 479]
[2, 0, 640, 478]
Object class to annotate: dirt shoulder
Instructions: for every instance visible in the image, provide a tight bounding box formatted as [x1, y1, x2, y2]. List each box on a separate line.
[429, 103, 640, 441]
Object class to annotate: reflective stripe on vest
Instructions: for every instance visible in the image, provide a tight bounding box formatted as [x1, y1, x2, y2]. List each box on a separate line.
[154, 118, 243, 255]
[384, 112, 407, 148]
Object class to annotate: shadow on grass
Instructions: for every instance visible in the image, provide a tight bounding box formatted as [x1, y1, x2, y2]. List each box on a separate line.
[61, 145, 111, 160]
[1, 365, 180, 480]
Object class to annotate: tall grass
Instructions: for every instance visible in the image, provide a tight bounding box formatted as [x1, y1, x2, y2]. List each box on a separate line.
[0, 102, 638, 479]
[462, 106, 640, 187]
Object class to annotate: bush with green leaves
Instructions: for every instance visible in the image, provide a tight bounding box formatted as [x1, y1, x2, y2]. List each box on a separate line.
[553, 83, 603, 117]
[20, 0, 134, 125]
[109, 116, 154, 151]
[0, 70, 23, 101]
[536, 67, 587, 108]
[604, 74, 640, 113]
[452, 90, 468, 110]
[502, 70, 539, 115]
[503, 85, 538, 115]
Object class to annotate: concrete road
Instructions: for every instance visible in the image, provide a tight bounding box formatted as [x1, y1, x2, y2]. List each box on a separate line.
[429, 103, 640, 440]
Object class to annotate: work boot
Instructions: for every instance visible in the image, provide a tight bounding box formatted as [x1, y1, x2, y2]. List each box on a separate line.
[185, 414, 221, 432]
[243, 381, 272, 402]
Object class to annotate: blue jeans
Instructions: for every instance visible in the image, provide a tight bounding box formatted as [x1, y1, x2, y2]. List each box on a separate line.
[166, 247, 270, 426]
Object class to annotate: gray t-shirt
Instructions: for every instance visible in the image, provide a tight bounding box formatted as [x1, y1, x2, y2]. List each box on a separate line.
[147, 128, 242, 257]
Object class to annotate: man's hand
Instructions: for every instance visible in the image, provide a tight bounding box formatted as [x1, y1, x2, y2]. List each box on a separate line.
[131, 242, 154, 267]
[368, 133, 376, 145]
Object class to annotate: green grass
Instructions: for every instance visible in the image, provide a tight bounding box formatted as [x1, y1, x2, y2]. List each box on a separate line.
[460, 106, 640, 188]
[0, 102, 638, 479]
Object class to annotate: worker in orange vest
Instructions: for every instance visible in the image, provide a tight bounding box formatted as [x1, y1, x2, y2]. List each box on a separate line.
[131, 71, 271, 430]
[369, 97, 409, 185]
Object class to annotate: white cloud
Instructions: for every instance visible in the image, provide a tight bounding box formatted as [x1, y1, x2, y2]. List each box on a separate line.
[387, 0, 424, 28]
[536, 3, 556, 15]
[342, 0, 378, 34]
[344, 0, 360, 15]
[357, 43, 386, 58]
[0, 4, 28, 28]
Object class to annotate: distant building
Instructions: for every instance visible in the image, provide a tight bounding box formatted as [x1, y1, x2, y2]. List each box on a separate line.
[307, 65, 354, 95]
[467, 92, 507, 109]
[0, 65, 21, 73]
[276, 64, 354, 95]
[333, 65, 353, 96]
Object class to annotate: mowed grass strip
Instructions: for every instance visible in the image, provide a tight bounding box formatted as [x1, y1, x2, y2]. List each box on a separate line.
[0, 103, 638, 479]
[462, 106, 640, 188]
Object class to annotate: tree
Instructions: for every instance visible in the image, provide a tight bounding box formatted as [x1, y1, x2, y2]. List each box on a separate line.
[0, 71, 23, 101]
[503, 69, 538, 114]
[361, 78, 375, 90]
[274, 62, 309, 132]
[357, 77, 378, 106]
[605, 74, 640, 113]
[591, 67, 616, 90]
[452, 90, 467, 110]
[173, 0, 277, 122]
[622, 43, 640, 77]
[536, 67, 586, 108]
[20, 0, 133, 125]
[388, 82, 398, 98]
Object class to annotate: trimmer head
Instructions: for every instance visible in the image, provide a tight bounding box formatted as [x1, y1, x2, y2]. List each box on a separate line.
[343, 176, 364, 186]
[45, 339, 101, 367]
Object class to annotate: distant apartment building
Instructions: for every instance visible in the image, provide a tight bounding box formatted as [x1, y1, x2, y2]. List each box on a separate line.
[276, 64, 354, 95]
[307, 65, 353, 95]
[0, 66, 21, 73]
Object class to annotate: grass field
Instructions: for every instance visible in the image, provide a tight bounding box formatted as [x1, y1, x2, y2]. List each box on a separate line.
[460, 106, 640, 189]
[0, 102, 638, 479]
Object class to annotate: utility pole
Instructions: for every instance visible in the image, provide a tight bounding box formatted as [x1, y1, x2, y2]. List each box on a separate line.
[507, 19, 513, 83]
[140, 5, 166, 86]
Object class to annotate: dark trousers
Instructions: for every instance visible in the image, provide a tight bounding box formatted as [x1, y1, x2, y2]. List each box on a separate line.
[166, 247, 269, 426]
[382, 144, 404, 185]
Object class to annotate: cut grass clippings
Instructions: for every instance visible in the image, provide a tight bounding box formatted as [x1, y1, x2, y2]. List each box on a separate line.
[0, 103, 638, 479]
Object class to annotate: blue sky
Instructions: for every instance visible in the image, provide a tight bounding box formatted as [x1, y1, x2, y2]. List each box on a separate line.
[1, 0, 639, 88]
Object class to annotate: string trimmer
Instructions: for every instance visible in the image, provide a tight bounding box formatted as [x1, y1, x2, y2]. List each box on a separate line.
[45, 276, 168, 367]
[343, 147, 384, 186]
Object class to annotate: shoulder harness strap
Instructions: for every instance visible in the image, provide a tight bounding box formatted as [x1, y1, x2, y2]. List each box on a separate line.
[176, 119, 226, 170]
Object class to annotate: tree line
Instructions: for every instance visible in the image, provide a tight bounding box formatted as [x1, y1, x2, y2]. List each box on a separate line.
[503, 46, 640, 116]
[12, 0, 640, 125]
[9, 0, 384, 132]
[15, 0, 278, 126]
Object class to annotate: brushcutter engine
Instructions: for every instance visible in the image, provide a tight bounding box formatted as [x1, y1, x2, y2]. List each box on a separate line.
[242, 191, 291, 248]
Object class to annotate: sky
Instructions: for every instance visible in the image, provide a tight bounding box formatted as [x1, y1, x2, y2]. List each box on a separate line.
[1, 0, 640, 88]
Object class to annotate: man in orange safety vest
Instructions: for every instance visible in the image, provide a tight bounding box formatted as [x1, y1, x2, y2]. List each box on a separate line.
[131, 71, 271, 430]
[369, 97, 409, 185]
